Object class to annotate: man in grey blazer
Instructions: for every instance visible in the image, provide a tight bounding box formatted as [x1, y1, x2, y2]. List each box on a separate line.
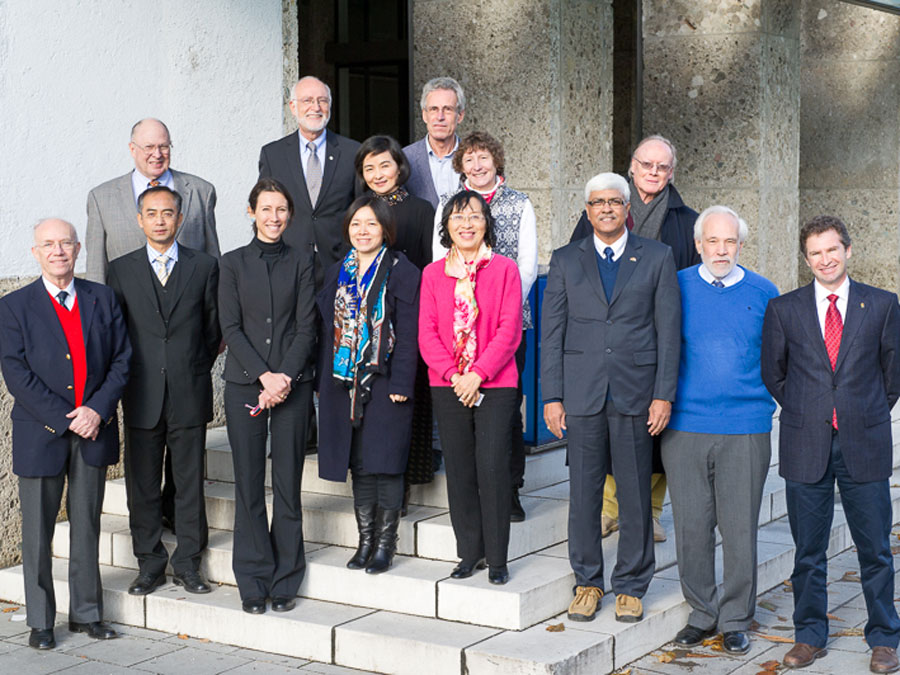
[402, 77, 466, 209]
[542, 172, 680, 624]
[85, 118, 220, 283]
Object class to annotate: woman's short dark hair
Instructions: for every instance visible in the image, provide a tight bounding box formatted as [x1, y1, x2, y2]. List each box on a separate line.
[354, 135, 411, 192]
[438, 191, 496, 250]
[248, 178, 294, 214]
[342, 195, 397, 248]
[451, 131, 505, 178]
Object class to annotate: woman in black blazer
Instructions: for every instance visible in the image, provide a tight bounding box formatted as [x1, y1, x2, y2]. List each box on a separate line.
[219, 178, 317, 614]
[316, 195, 420, 574]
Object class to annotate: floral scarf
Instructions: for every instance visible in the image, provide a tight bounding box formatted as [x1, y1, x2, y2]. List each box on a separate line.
[444, 242, 492, 374]
[332, 245, 394, 426]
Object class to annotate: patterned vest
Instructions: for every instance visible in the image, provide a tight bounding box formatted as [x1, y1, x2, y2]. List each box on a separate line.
[489, 185, 532, 329]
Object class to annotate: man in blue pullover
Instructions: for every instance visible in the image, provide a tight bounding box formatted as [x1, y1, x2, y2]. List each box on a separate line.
[661, 205, 778, 655]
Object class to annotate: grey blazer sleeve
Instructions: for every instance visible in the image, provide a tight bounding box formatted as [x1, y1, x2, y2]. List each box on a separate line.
[651, 247, 681, 402]
[540, 249, 567, 403]
[85, 189, 109, 283]
[202, 184, 220, 258]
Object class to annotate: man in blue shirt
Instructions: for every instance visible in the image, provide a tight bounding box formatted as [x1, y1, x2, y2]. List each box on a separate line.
[662, 205, 778, 655]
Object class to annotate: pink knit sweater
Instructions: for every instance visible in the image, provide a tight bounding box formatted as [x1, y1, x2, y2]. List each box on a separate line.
[418, 253, 522, 388]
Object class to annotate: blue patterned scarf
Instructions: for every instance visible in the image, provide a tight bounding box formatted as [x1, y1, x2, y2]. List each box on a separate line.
[332, 245, 394, 426]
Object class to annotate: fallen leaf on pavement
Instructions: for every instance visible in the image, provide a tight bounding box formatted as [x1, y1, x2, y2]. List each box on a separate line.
[830, 627, 864, 637]
[758, 600, 777, 611]
[685, 652, 719, 658]
[755, 633, 795, 643]
[546, 623, 564, 632]
[702, 635, 723, 647]
[177, 633, 189, 640]
[826, 613, 844, 621]
[656, 651, 675, 663]
[782, 580, 792, 590]
[759, 659, 780, 671]
[1, 607, 20, 613]
[839, 570, 860, 582]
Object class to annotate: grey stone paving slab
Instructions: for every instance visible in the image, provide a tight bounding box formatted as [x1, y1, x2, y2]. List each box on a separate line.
[107, 622, 170, 640]
[222, 661, 303, 674]
[298, 664, 378, 674]
[56, 661, 154, 674]
[136, 645, 250, 674]
[229, 647, 310, 669]
[63, 634, 182, 667]
[160, 632, 242, 654]
[0, 643, 88, 673]
[0, 640, 19, 656]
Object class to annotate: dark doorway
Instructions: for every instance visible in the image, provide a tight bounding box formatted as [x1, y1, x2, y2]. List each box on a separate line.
[298, 0, 411, 144]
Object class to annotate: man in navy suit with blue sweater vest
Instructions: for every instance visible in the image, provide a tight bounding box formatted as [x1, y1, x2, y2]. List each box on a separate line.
[0, 219, 130, 650]
[762, 215, 900, 674]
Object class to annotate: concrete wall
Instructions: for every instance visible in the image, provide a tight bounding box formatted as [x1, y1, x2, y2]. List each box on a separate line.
[0, 0, 294, 568]
[798, 0, 900, 292]
[411, 0, 614, 260]
[641, 0, 801, 292]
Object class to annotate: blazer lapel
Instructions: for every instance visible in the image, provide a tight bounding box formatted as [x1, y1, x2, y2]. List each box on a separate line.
[579, 239, 608, 306]
[285, 132, 313, 213]
[796, 283, 833, 370]
[608, 234, 641, 307]
[318, 132, 340, 209]
[166, 247, 198, 316]
[30, 281, 68, 348]
[414, 140, 438, 206]
[115, 174, 138, 218]
[834, 280, 865, 374]
[74, 279, 96, 338]
[171, 169, 195, 226]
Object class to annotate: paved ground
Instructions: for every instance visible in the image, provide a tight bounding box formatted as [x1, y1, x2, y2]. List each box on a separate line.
[0, 543, 892, 674]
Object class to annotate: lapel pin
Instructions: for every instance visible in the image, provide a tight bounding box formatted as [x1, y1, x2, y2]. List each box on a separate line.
[629, 257, 637, 262]
[860, 302, 865, 308]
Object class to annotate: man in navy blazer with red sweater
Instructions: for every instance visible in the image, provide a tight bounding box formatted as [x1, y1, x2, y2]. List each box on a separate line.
[0, 219, 130, 650]
[762, 215, 900, 674]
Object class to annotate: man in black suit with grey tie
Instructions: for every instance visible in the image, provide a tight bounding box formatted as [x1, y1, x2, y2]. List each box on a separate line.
[107, 186, 220, 598]
[258, 75, 359, 287]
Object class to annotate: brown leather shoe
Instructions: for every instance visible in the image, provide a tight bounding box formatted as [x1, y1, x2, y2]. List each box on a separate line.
[870, 646, 900, 674]
[567, 586, 603, 621]
[615, 593, 643, 623]
[783, 642, 827, 668]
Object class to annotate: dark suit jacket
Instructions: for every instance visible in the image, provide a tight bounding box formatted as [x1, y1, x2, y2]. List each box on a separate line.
[258, 130, 360, 282]
[107, 246, 220, 429]
[541, 233, 681, 416]
[761, 280, 900, 483]
[569, 184, 700, 271]
[218, 240, 318, 385]
[85, 168, 219, 283]
[402, 137, 440, 209]
[315, 251, 420, 480]
[0, 278, 131, 477]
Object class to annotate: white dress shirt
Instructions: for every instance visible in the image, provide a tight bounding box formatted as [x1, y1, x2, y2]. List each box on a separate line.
[813, 276, 850, 339]
[593, 229, 628, 261]
[147, 241, 179, 278]
[42, 276, 76, 310]
[298, 129, 327, 182]
[132, 169, 174, 205]
[698, 263, 745, 287]
[426, 135, 461, 204]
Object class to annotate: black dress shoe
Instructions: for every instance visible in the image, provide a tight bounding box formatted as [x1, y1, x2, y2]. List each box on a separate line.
[450, 558, 486, 579]
[242, 597, 266, 614]
[271, 596, 296, 612]
[128, 571, 165, 596]
[673, 624, 718, 647]
[488, 565, 510, 585]
[28, 628, 55, 650]
[68, 621, 117, 640]
[510, 490, 525, 523]
[722, 630, 750, 655]
[172, 570, 212, 594]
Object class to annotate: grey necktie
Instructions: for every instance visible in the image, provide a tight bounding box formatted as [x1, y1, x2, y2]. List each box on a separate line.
[56, 290, 69, 310]
[306, 141, 322, 206]
[712, 279, 725, 288]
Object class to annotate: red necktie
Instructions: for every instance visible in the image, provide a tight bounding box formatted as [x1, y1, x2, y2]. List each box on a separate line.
[824, 293, 843, 429]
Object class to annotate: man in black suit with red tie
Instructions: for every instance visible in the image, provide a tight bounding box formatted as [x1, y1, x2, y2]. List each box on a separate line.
[258, 75, 359, 287]
[107, 186, 220, 597]
[0, 218, 131, 650]
[762, 215, 900, 674]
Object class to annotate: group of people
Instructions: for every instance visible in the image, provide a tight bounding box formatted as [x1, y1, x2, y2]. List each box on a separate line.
[1, 73, 898, 675]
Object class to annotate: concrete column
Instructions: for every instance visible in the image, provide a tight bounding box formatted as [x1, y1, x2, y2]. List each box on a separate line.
[799, 0, 900, 293]
[411, 0, 614, 259]
[641, 0, 801, 291]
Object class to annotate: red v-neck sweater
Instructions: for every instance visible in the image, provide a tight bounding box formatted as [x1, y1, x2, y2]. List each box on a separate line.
[50, 294, 87, 407]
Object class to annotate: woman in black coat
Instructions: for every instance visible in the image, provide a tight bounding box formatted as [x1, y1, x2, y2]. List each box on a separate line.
[316, 195, 420, 574]
[355, 135, 436, 488]
[219, 178, 317, 614]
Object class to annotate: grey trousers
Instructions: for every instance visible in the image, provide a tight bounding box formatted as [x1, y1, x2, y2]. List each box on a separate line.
[18, 435, 107, 630]
[662, 429, 770, 632]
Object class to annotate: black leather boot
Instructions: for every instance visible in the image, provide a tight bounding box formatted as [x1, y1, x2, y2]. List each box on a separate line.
[365, 508, 400, 574]
[347, 504, 377, 569]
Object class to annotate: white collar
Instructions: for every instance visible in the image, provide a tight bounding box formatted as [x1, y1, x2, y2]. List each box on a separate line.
[42, 276, 76, 304]
[593, 228, 628, 261]
[698, 263, 745, 287]
[814, 275, 850, 304]
[147, 240, 179, 264]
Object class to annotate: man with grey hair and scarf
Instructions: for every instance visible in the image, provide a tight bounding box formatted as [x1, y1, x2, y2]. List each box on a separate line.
[570, 134, 699, 543]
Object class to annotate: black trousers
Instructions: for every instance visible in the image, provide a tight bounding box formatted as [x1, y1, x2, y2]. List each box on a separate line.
[124, 390, 208, 577]
[225, 379, 312, 601]
[432, 386, 516, 567]
[567, 404, 655, 597]
[19, 435, 106, 629]
[349, 430, 404, 510]
[509, 332, 527, 489]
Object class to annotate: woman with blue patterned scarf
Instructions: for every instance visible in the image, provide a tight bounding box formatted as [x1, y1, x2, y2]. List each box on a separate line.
[315, 196, 421, 574]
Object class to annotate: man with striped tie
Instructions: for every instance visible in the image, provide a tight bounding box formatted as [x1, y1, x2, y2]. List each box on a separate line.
[762, 215, 900, 674]
[107, 186, 221, 598]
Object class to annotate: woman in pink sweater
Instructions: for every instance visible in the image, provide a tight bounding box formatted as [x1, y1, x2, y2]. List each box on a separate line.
[418, 191, 522, 585]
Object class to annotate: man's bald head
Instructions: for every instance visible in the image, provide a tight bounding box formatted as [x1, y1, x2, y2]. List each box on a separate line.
[129, 118, 172, 180]
[32, 218, 80, 287]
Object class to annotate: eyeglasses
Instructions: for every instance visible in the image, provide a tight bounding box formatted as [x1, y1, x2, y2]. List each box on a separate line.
[632, 158, 672, 173]
[37, 240, 77, 251]
[586, 198, 626, 208]
[449, 213, 486, 224]
[134, 143, 172, 155]
[425, 105, 458, 117]
[294, 97, 330, 107]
